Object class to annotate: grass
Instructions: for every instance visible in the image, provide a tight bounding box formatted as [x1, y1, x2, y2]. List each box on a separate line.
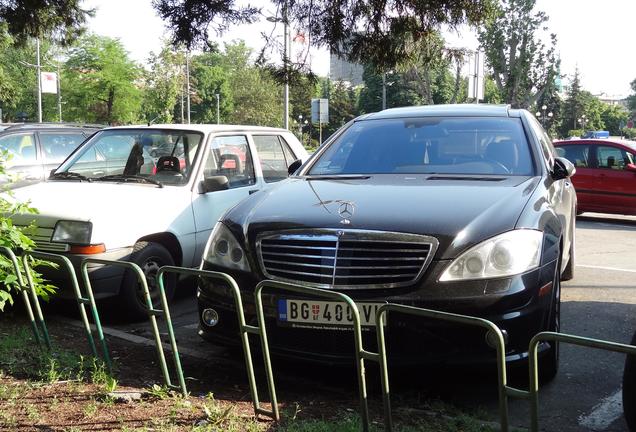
[0, 326, 116, 389]
[0, 320, 501, 432]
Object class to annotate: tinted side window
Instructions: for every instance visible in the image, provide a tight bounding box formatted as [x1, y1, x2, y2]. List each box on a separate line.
[0, 133, 37, 166]
[253, 135, 290, 183]
[527, 115, 554, 166]
[597, 145, 633, 170]
[554, 144, 590, 168]
[207, 135, 256, 188]
[39, 132, 86, 163]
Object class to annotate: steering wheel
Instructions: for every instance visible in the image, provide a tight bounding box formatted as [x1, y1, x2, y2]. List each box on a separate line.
[481, 158, 511, 174]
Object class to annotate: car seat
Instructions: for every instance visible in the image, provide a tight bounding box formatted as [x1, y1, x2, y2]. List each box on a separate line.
[156, 156, 181, 177]
[218, 153, 241, 177]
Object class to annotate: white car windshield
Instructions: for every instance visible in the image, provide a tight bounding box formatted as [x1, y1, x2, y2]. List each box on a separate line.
[55, 129, 203, 186]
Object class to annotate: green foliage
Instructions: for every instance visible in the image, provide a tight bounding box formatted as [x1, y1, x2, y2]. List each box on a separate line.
[623, 128, 636, 140]
[143, 44, 186, 124]
[627, 78, 636, 114]
[0, 153, 56, 311]
[601, 104, 629, 136]
[63, 34, 142, 125]
[154, 0, 496, 73]
[567, 129, 584, 138]
[0, 325, 111, 383]
[190, 50, 233, 124]
[478, 0, 559, 108]
[0, 0, 91, 45]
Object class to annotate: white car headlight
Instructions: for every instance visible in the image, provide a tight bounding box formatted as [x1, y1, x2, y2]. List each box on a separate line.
[440, 230, 543, 281]
[201, 222, 250, 272]
[51, 220, 92, 244]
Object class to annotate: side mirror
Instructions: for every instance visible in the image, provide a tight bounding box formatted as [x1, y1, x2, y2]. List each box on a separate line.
[49, 168, 57, 179]
[552, 157, 576, 180]
[199, 175, 229, 194]
[626, 163, 636, 173]
[287, 159, 302, 176]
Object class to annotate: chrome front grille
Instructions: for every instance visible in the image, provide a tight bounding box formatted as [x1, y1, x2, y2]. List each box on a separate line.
[257, 229, 438, 289]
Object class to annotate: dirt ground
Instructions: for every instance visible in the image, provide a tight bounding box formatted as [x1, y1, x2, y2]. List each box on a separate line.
[0, 310, 382, 431]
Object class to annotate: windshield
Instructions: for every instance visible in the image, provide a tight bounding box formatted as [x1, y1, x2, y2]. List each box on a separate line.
[308, 117, 534, 176]
[55, 129, 203, 185]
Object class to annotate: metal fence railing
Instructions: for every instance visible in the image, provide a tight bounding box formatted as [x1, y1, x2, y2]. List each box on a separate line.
[1, 246, 50, 350]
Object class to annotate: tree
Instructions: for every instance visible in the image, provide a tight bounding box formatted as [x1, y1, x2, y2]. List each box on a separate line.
[601, 103, 629, 136]
[220, 42, 283, 127]
[0, 0, 91, 44]
[143, 44, 185, 124]
[63, 35, 142, 124]
[559, 68, 586, 137]
[627, 78, 636, 114]
[190, 50, 232, 124]
[478, 0, 559, 108]
[153, 0, 496, 73]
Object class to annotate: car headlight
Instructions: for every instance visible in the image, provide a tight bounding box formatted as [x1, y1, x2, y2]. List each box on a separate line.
[201, 222, 250, 272]
[439, 230, 543, 281]
[51, 220, 92, 245]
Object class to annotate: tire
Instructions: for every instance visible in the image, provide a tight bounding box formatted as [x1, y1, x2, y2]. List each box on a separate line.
[120, 241, 176, 320]
[539, 259, 561, 384]
[561, 222, 575, 281]
[623, 331, 636, 431]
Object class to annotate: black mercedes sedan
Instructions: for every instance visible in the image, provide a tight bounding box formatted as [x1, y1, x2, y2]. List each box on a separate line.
[197, 104, 577, 381]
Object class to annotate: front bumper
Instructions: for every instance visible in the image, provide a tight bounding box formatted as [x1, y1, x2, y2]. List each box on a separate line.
[196, 259, 557, 366]
[37, 246, 135, 300]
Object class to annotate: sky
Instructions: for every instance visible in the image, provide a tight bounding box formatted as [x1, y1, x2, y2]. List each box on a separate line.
[83, 0, 635, 99]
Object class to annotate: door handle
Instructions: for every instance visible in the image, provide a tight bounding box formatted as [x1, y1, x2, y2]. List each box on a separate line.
[249, 189, 259, 195]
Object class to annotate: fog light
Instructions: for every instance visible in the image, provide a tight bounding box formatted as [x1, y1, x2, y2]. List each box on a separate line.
[485, 329, 509, 349]
[202, 308, 219, 327]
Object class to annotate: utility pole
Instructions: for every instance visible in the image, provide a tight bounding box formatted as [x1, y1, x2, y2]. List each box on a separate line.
[215, 93, 220, 124]
[283, 0, 290, 129]
[36, 39, 42, 123]
[382, 72, 387, 110]
[185, 52, 191, 124]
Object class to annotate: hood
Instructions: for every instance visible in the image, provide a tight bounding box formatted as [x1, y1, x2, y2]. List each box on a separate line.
[226, 175, 539, 260]
[8, 181, 192, 247]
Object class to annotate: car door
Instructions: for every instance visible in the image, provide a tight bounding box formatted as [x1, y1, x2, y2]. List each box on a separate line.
[590, 144, 636, 214]
[553, 142, 594, 211]
[0, 132, 43, 187]
[252, 134, 299, 184]
[190, 134, 260, 265]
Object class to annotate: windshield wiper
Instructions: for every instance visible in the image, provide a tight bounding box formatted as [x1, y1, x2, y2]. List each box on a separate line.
[304, 175, 371, 181]
[50, 171, 92, 182]
[94, 174, 163, 188]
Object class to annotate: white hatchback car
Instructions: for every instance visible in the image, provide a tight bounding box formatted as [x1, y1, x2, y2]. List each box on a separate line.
[10, 124, 308, 318]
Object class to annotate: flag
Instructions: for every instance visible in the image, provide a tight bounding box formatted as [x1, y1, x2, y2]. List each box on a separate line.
[40, 72, 57, 94]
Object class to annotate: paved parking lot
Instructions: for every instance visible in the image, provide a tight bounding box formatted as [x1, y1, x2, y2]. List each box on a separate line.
[55, 213, 636, 431]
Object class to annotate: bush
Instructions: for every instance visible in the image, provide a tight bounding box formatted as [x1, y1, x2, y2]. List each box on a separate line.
[0, 154, 56, 311]
[622, 128, 636, 140]
[567, 129, 584, 138]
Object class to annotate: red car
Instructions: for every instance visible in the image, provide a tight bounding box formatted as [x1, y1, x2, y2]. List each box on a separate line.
[553, 138, 636, 216]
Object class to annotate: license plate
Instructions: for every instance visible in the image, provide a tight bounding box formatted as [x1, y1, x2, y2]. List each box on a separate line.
[278, 299, 384, 327]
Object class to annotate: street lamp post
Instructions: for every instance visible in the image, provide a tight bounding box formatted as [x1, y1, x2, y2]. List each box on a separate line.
[267, 0, 290, 129]
[535, 105, 553, 128]
[298, 114, 303, 140]
[578, 114, 588, 131]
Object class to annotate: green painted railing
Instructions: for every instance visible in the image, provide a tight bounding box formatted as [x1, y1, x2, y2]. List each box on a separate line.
[0, 246, 50, 350]
[253, 280, 373, 430]
[23, 251, 102, 358]
[194, 268, 279, 420]
[80, 258, 181, 391]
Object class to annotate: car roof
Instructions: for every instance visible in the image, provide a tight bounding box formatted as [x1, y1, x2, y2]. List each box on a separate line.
[360, 104, 518, 120]
[103, 124, 289, 134]
[553, 138, 636, 152]
[2, 122, 103, 131]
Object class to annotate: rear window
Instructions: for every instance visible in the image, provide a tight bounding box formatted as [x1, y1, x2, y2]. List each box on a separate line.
[309, 117, 534, 176]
